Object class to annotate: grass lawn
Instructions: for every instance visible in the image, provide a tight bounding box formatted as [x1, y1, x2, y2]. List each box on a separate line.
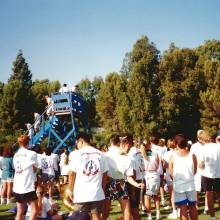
[1, 194, 220, 219]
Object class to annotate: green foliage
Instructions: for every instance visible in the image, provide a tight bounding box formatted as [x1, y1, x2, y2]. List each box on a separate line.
[158, 48, 205, 138]
[196, 40, 220, 61]
[78, 77, 103, 127]
[122, 36, 160, 138]
[0, 50, 34, 129]
[96, 72, 126, 134]
[200, 60, 220, 135]
[32, 79, 60, 114]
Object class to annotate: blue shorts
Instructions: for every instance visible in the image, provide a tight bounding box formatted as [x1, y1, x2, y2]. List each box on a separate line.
[174, 190, 196, 206]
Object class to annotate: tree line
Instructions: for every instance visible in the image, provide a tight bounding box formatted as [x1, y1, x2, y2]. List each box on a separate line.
[0, 36, 220, 145]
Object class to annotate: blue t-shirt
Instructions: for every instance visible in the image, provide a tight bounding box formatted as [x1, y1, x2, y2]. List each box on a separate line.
[1, 157, 14, 180]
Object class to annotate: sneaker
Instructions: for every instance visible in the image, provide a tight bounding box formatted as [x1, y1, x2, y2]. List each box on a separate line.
[161, 199, 166, 206]
[210, 217, 216, 220]
[0, 198, 6, 205]
[168, 212, 178, 219]
[147, 214, 152, 220]
[156, 212, 160, 220]
[6, 199, 11, 205]
[164, 205, 171, 210]
[203, 209, 208, 215]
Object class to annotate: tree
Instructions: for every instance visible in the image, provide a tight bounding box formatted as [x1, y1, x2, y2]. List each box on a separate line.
[32, 79, 60, 114]
[123, 36, 160, 138]
[196, 40, 220, 61]
[158, 48, 205, 138]
[96, 72, 126, 134]
[200, 60, 220, 135]
[0, 50, 34, 129]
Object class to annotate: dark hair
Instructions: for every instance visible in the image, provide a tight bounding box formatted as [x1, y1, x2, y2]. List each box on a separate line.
[63, 83, 67, 87]
[45, 147, 52, 156]
[3, 146, 13, 157]
[149, 136, 159, 145]
[110, 134, 120, 146]
[174, 134, 188, 149]
[76, 132, 91, 143]
[121, 133, 134, 146]
[0, 147, 3, 156]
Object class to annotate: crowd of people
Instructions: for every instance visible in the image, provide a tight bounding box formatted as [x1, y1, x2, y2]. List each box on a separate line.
[0, 130, 220, 220]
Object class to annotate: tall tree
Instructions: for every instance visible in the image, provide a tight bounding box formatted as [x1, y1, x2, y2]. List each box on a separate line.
[96, 72, 126, 134]
[158, 47, 205, 138]
[0, 50, 34, 129]
[123, 36, 160, 138]
[200, 60, 220, 135]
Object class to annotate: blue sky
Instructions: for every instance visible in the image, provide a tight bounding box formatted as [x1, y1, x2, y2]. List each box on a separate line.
[0, 0, 220, 85]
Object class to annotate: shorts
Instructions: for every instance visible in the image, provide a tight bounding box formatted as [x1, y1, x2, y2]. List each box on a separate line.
[42, 173, 55, 184]
[201, 176, 220, 192]
[54, 171, 60, 181]
[127, 180, 143, 208]
[25, 217, 52, 220]
[145, 175, 160, 196]
[74, 200, 103, 214]
[105, 179, 129, 201]
[174, 190, 196, 206]
[14, 191, 37, 203]
[1, 177, 14, 182]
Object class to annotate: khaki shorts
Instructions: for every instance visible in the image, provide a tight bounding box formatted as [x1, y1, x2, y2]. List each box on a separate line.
[74, 200, 103, 214]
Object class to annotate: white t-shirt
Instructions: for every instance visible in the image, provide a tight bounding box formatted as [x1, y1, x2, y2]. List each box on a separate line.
[41, 154, 56, 176]
[190, 142, 203, 179]
[151, 144, 163, 175]
[128, 147, 144, 180]
[59, 152, 69, 176]
[0, 156, 3, 178]
[51, 153, 59, 171]
[163, 150, 175, 183]
[105, 146, 134, 180]
[69, 146, 108, 203]
[59, 86, 69, 93]
[200, 143, 220, 178]
[26, 197, 51, 218]
[13, 147, 37, 194]
[172, 152, 195, 193]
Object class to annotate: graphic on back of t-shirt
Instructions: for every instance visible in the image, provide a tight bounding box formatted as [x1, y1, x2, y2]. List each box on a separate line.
[15, 161, 23, 174]
[41, 158, 51, 170]
[83, 159, 99, 176]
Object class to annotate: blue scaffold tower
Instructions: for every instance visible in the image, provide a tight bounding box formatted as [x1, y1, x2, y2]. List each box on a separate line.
[29, 92, 89, 153]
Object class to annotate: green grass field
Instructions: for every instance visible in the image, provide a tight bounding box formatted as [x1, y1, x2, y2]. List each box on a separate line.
[1, 195, 220, 220]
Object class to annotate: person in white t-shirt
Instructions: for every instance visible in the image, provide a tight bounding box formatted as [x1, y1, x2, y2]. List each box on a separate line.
[127, 140, 145, 220]
[59, 83, 69, 93]
[190, 130, 204, 207]
[41, 148, 57, 201]
[169, 134, 198, 220]
[104, 134, 144, 220]
[199, 130, 220, 220]
[140, 141, 161, 220]
[13, 135, 38, 220]
[150, 136, 166, 207]
[163, 139, 178, 219]
[68, 133, 108, 220]
[34, 112, 41, 133]
[70, 84, 79, 93]
[51, 152, 61, 194]
[59, 147, 69, 185]
[25, 186, 62, 220]
[45, 95, 54, 117]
